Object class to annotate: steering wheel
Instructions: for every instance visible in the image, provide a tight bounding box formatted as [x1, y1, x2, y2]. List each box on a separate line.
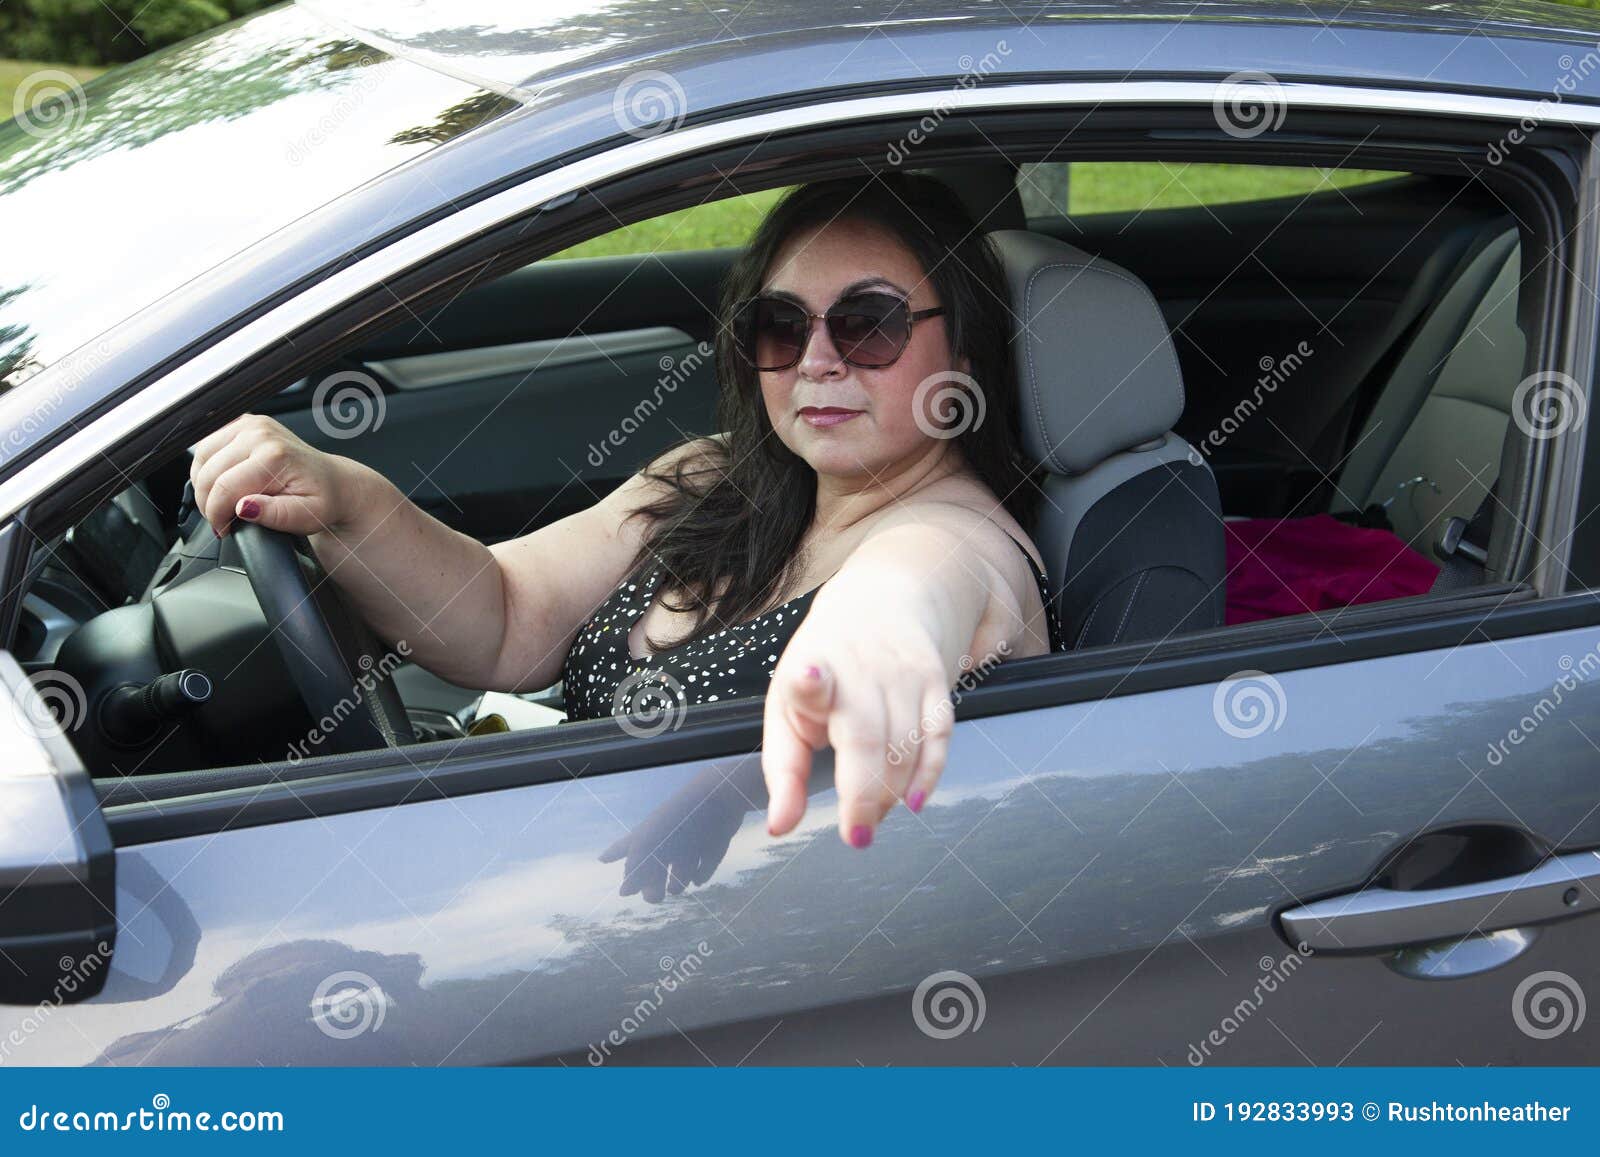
[232, 523, 414, 753]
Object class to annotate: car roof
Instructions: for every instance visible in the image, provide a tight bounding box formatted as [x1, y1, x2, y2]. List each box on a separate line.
[305, 0, 1600, 98]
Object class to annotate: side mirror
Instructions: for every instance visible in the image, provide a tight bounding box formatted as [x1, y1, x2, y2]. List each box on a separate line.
[0, 650, 116, 1004]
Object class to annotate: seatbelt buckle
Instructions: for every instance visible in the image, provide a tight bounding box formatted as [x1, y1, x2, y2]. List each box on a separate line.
[1435, 515, 1488, 566]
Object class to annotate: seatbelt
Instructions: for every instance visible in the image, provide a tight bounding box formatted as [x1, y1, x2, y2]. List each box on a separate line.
[1430, 482, 1496, 591]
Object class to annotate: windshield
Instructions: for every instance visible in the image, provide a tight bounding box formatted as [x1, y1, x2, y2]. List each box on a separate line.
[0, 4, 515, 395]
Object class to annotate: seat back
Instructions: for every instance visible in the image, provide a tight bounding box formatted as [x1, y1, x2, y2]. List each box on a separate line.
[990, 230, 1225, 648]
[1335, 227, 1523, 553]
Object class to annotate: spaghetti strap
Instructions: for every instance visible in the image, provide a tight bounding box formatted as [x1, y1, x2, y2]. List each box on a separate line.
[997, 527, 1064, 653]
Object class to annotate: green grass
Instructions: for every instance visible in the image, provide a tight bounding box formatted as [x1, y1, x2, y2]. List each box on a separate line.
[548, 164, 1405, 259]
[550, 189, 789, 259]
[1063, 162, 1405, 215]
[0, 58, 105, 117]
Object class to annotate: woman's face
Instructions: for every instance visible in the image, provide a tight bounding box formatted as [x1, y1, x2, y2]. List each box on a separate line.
[756, 217, 968, 483]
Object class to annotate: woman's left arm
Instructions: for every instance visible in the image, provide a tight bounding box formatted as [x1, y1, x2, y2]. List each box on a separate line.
[761, 502, 1045, 848]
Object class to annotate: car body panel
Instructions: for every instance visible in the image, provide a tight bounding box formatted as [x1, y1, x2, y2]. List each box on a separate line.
[309, 0, 1600, 94]
[0, 4, 515, 398]
[5, 628, 1598, 1064]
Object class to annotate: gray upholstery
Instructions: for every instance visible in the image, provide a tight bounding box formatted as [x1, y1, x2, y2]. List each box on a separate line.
[1334, 228, 1523, 554]
[990, 230, 1185, 475]
[991, 229, 1225, 648]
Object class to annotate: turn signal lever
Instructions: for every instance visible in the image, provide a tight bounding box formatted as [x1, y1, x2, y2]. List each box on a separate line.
[99, 668, 212, 746]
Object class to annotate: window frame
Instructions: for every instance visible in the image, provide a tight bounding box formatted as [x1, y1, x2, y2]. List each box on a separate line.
[4, 91, 1596, 845]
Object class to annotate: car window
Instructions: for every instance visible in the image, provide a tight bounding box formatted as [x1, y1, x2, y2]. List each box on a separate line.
[1017, 161, 1408, 217]
[547, 189, 791, 260]
[18, 157, 1546, 784]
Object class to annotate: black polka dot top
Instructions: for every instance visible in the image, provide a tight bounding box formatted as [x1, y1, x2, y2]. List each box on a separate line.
[559, 533, 1062, 723]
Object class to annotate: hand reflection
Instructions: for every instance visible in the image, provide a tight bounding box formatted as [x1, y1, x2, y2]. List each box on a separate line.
[598, 754, 835, 903]
[598, 759, 756, 902]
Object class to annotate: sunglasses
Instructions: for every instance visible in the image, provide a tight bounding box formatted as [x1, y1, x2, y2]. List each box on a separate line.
[733, 290, 946, 372]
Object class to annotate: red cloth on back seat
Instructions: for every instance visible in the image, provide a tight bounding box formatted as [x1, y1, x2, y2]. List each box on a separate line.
[1223, 514, 1440, 625]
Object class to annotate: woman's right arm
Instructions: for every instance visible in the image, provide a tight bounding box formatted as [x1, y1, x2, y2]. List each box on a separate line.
[190, 414, 706, 693]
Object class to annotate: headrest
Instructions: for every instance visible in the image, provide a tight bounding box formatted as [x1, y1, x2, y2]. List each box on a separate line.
[989, 229, 1185, 475]
[911, 165, 1026, 231]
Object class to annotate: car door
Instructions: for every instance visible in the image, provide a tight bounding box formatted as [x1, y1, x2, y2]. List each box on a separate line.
[3, 599, 1599, 1066]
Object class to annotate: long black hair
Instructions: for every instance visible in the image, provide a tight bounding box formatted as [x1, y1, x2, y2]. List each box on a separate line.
[623, 171, 1034, 652]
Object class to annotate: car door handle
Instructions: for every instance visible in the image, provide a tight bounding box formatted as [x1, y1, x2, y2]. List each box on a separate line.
[1280, 850, 1600, 953]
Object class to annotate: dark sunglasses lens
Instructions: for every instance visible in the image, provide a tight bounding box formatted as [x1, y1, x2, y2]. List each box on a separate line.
[828, 294, 909, 367]
[748, 299, 807, 370]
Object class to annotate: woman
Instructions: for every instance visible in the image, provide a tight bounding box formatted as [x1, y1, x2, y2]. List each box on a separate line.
[188, 173, 1061, 850]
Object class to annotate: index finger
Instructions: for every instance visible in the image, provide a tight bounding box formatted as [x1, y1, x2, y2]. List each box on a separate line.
[761, 661, 832, 836]
[191, 414, 253, 465]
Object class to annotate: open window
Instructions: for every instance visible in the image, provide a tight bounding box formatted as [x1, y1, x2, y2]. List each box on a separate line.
[5, 105, 1588, 839]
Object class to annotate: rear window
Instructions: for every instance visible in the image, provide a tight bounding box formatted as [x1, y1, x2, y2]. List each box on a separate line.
[0, 5, 514, 395]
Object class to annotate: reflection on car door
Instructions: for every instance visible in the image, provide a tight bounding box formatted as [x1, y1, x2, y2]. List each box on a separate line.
[7, 624, 1598, 1065]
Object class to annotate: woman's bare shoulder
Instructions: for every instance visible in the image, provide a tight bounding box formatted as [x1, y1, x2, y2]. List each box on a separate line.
[893, 472, 1043, 570]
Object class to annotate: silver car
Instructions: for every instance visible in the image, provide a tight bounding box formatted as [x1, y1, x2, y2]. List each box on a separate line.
[2, 0, 1599, 1065]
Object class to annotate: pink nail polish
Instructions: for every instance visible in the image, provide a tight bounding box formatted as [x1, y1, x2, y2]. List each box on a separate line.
[908, 790, 926, 813]
[849, 825, 873, 849]
[803, 665, 821, 680]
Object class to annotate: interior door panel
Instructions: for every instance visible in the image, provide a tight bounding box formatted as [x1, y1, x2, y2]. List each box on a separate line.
[278, 249, 739, 544]
[277, 251, 739, 543]
[281, 334, 718, 543]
